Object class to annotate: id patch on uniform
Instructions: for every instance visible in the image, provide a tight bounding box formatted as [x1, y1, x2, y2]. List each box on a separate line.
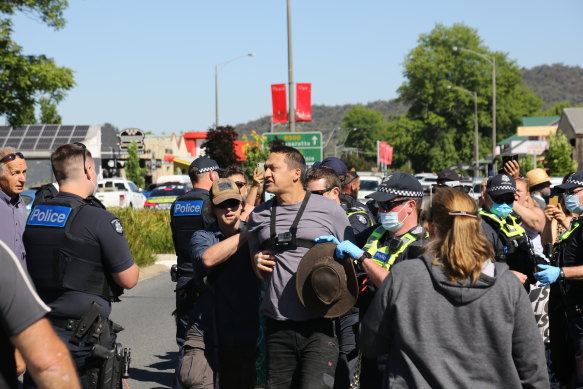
[111, 219, 124, 235]
[373, 251, 388, 263]
[173, 200, 203, 216]
[27, 205, 71, 228]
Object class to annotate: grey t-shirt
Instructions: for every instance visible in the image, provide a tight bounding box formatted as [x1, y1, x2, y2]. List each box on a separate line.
[0, 240, 50, 389]
[247, 193, 354, 321]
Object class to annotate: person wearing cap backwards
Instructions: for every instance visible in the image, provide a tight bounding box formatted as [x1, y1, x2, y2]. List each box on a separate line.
[170, 156, 224, 388]
[479, 174, 541, 288]
[435, 168, 471, 193]
[178, 179, 259, 389]
[317, 172, 428, 388]
[248, 145, 353, 389]
[312, 157, 375, 226]
[534, 171, 583, 386]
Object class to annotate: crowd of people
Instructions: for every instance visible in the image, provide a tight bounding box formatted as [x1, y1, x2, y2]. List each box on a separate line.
[2, 141, 583, 389]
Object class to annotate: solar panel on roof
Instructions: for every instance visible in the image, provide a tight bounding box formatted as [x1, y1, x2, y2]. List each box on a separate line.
[27, 125, 43, 137]
[51, 137, 70, 149]
[57, 126, 74, 137]
[69, 137, 85, 143]
[5, 138, 20, 148]
[10, 127, 26, 137]
[73, 125, 89, 138]
[35, 138, 53, 150]
[20, 138, 36, 150]
[42, 127, 58, 137]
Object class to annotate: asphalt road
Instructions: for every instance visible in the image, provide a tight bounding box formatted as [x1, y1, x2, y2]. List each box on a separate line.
[110, 271, 177, 389]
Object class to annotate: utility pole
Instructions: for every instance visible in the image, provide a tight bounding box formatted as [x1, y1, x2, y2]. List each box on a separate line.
[287, 0, 296, 132]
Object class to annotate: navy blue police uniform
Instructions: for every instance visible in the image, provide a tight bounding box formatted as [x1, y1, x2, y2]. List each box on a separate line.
[23, 192, 134, 389]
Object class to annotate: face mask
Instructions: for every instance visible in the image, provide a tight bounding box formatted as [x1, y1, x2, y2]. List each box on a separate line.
[565, 194, 583, 214]
[379, 206, 410, 232]
[491, 202, 513, 219]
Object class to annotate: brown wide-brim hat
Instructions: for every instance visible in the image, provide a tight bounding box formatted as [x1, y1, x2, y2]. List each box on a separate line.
[296, 243, 358, 319]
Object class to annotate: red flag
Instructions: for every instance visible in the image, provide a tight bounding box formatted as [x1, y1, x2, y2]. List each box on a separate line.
[295, 83, 312, 122]
[271, 84, 288, 123]
[379, 141, 393, 165]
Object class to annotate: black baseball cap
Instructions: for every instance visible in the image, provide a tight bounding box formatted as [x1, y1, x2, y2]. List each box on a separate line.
[555, 171, 583, 191]
[486, 174, 516, 196]
[188, 157, 225, 174]
[366, 172, 423, 202]
[312, 157, 348, 177]
[437, 169, 460, 183]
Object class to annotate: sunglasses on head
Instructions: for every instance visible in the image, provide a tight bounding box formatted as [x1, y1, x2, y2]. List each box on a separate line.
[310, 186, 336, 196]
[377, 199, 409, 212]
[217, 199, 241, 210]
[0, 152, 24, 164]
[233, 181, 247, 189]
[73, 142, 88, 173]
[490, 194, 515, 205]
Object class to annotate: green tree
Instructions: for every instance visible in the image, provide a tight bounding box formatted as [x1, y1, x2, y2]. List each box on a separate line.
[342, 106, 387, 161]
[202, 126, 239, 169]
[125, 142, 147, 188]
[241, 130, 270, 178]
[396, 23, 542, 172]
[543, 101, 570, 116]
[0, 1, 74, 126]
[340, 153, 376, 172]
[545, 132, 577, 176]
[39, 97, 62, 124]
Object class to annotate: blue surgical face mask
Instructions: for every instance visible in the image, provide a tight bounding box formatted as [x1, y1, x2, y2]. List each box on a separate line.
[491, 202, 513, 219]
[379, 206, 410, 232]
[565, 193, 583, 214]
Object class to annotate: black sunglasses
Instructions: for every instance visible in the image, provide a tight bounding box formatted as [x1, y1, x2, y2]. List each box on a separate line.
[0, 152, 24, 164]
[216, 199, 241, 210]
[310, 186, 336, 196]
[377, 199, 409, 211]
[233, 181, 247, 189]
[73, 142, 88, 173]
[490, 194, 515, 205]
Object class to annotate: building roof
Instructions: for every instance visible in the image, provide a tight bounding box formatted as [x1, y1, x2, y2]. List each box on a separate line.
[564, 108, 583, 134]
[0, 125, 90, 151]
[498, 134, 528, 145]
[522, 116, 560, 127]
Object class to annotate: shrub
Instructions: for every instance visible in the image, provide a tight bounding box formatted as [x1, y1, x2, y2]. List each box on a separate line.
[111, 208, 175, 267]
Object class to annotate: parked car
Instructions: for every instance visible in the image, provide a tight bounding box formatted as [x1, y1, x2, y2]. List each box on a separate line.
[95, 178, 146, 209]
[144, 184, 189, 210]
[415, 173, 438, 193]
[20, 189, 37, 215]
[357, 175, 383, 200]
[143, 181, 192, 198]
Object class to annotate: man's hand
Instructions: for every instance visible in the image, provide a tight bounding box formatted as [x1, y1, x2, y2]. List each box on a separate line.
[253, 168, 265, 187]
[252, 250, 276, 280]
[535, 264, 561, 286]
[503, 160, 521, 179]
[335, 241, 364, 260]
[510, 270, 528, 285]
[15, 349, 25, 376]
[315, 235, 340, 244]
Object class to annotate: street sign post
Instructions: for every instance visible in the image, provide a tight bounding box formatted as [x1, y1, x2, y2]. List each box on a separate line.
[264, 131, 322, 164]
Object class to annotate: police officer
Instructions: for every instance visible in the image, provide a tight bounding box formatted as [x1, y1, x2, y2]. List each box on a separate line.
[479, 174, 540, 288]
[170, 156, 223, 387]
[535, 171, 583, 386]
[23, 143, 139, 389]
[317, 172, 427, 388]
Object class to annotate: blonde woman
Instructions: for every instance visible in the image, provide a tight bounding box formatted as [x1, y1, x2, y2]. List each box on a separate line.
[360, 187, 549, 388]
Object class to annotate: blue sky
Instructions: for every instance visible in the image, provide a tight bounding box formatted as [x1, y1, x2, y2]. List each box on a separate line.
[10, 0, 583, 134]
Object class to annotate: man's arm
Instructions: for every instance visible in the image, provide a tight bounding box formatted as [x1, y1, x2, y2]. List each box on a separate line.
[112, 263, 139, 289]
[202, 232, 248, 268]
[11, 318, 80, 389]
[359, 256, 390, 287]
[513, 202, 546, 233]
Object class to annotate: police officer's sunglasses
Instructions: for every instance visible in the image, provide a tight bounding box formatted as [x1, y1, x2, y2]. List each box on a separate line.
[73, 142, 88, 173]
[490, 194, 515, 205]
[0, 152, 24, 164]
[233, 181, 247, 189]
[310, 186, 336, 196]
[377, 199, 409, 211]
[216, 199, 241, 210]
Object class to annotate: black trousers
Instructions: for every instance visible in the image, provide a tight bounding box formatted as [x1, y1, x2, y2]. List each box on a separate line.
[265, 317, 339, 389]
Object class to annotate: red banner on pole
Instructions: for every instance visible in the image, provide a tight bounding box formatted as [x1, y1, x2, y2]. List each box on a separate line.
[379, 141, 393, 165]
[295, 83, 312, 122]
[271, 84, 288, 123]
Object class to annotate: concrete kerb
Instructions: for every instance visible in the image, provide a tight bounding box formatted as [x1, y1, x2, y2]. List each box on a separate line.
[139, 253, 176, 281]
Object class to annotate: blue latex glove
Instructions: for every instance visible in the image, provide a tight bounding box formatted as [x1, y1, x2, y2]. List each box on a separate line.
[315, 235, 340, 244]
[335, 240, 364, 260]
[534, 264, 561, 286]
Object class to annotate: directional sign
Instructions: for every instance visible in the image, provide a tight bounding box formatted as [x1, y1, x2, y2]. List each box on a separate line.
[264, 132, 323, 164]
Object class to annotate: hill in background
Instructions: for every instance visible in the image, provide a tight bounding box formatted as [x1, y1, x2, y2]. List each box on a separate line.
[234, 63, 583, 139]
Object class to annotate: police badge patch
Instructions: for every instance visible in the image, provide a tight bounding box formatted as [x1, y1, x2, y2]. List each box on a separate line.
[111, 219, 124, 235]
[356, 214, 368, 225]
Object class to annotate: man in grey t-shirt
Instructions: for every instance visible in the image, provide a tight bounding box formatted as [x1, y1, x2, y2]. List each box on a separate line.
[248, 146, 353, 388]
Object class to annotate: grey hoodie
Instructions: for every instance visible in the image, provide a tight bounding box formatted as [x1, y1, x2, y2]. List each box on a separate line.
[360, 255, 549, 389]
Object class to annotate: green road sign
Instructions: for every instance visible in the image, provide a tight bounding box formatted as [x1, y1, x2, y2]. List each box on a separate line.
[264, 132, 323, 164]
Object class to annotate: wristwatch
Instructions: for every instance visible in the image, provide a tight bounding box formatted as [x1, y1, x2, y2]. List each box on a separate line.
[560, 267, 566, 280]
[356, 251, 372, 268]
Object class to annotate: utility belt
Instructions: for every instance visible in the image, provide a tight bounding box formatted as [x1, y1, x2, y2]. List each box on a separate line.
[170, 265, 194, 283]
[50, 302, 131, 389]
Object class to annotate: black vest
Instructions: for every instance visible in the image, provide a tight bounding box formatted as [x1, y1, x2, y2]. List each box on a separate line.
[24, 196, 122, 304]
[556, 218, 583, 306]
[170, 189, 210, 273]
